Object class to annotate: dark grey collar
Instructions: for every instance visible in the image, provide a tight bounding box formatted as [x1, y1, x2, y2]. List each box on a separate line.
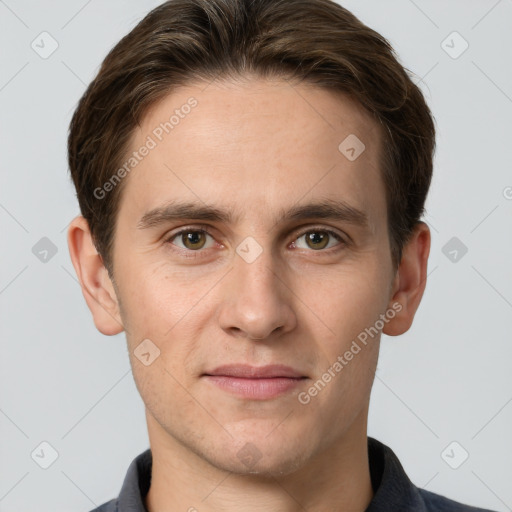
[92, 437, 496, 512]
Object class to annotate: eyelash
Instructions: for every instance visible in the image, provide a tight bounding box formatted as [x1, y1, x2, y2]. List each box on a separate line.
[163, 224, 347, 257]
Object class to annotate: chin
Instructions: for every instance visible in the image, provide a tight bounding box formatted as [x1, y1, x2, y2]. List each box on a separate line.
[215, 452, 311, 478]
[203, 434, 315, 478]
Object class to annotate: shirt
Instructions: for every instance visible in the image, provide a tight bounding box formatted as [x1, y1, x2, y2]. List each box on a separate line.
[89, 437, 497, 511]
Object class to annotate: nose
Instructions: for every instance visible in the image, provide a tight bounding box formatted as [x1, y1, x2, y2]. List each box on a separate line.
[217, 246, 297, 341]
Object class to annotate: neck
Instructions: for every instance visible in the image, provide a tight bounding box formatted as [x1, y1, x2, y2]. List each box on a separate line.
[144, 409, 374, 512]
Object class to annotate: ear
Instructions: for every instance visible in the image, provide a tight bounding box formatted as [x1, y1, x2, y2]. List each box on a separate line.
[383, 221, 431, 337]
[67, 215, 125, 336]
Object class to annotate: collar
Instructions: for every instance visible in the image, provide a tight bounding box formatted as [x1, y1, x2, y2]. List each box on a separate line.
[100, 437, 492, 512]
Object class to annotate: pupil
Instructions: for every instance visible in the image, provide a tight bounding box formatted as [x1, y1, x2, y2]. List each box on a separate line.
[185, 232, 203, 248]
[310, 233, 322, 244]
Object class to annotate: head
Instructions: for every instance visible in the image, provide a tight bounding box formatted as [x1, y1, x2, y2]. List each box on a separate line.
[67, 0, 434, 476]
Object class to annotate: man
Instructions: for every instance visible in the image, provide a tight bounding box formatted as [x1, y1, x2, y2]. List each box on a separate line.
[66, 0, 496, 510]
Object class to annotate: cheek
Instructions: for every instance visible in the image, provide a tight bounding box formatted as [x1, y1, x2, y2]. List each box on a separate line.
[302, 260, 390, 348]
[119, 259, 220, 395]
[295, 260, 388, 405]
[118, 256, 209, 337]
[132, 358, 213, 440]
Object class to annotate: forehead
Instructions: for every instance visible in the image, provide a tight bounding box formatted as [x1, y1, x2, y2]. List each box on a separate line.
[117, 76, 386, 233]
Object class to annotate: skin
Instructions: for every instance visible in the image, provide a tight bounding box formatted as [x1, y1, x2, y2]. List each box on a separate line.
[68, 75, 430, 512]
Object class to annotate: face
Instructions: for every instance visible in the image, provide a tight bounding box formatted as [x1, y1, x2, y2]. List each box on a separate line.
[104, 76, 398, 475]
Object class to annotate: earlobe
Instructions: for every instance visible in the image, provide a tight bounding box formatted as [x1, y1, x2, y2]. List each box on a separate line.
[67, 215, 125, 336]
[382, 221, 431, 337]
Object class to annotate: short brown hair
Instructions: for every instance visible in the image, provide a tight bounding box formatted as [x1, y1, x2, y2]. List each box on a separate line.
[67, 0, 436, 277]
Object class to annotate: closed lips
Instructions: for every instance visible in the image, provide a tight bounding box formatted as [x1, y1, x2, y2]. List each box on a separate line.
[203, 364, 307, 379]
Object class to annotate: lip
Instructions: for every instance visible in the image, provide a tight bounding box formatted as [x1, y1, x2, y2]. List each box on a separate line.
[202, 364, 308, 400]
[204, 364, 306, 379]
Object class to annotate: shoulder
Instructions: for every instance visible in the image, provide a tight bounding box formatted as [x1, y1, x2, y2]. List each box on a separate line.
[366, 437, 497, 512]
[419, 488, 497, 512]
[88, 497, 118, 512]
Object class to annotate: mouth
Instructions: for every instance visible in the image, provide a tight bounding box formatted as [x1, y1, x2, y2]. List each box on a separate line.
[202, 364, 308, 400]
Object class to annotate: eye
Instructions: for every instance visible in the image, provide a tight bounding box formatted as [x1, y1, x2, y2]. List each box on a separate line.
[166, 228, 216, 251]
[293, 228, 345, 251]
[163, 226, 346, 255]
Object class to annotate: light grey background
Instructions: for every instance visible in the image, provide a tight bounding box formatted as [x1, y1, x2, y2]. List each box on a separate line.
[1, 0, 511, 511]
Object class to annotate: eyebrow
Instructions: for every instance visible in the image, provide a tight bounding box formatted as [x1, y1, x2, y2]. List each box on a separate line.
[136, 198, 370, 231]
